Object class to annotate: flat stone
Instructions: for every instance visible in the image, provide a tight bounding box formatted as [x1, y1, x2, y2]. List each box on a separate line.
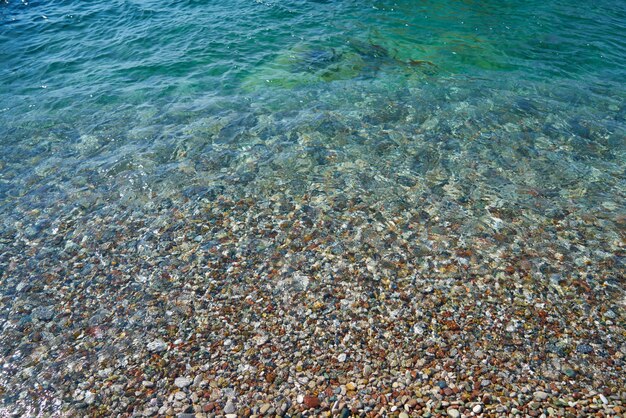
[147, 339, 167, 352]
[224, 400, 236, 414]
[473, 404, 482, 413]
[143, 407, 158, 416]
[534, 391, 549, 401]
[303, 395, 320, 409]
[32, 306, 55, 321]
[260, 403, 271, 414]
[399, 413, 409, 418]
[337, 353, 347, 362]
[174, 377, 192, 388]
[84, 392, 95, 405]
[255, 334, 269, 346]
[447, 408, 460, 418]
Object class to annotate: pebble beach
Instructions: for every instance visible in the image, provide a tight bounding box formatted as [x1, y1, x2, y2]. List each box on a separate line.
[1, 172, 624, 416]
[1, 0, 625, 416]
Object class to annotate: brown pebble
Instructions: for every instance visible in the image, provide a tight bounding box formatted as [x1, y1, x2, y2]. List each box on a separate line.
[303, 395, 320, 409]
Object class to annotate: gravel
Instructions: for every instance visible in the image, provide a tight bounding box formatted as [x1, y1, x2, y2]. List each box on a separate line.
[0, 181, 624, 416]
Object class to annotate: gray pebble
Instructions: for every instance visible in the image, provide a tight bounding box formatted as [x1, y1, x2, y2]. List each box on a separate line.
[224, 400, 236, 414]
[447, 408, 460, 418]
[147, 339, 167, 352]
[174, 377, 192, 388]
[31, 306, 55, 321]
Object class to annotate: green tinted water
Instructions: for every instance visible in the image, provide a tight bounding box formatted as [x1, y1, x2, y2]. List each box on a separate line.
[0, 0, 624, 227]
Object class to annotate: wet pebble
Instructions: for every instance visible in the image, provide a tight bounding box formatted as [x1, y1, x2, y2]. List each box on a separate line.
[447, 408, 460, 418]
[224, 400, 236, 414]
[174, 377, 192, 388]
[31, 306, 54, 321]
[259, 403, 271, 414]
[147, 339, 167, 352]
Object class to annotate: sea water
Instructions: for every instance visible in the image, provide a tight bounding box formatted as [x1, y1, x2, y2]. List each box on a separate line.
[0, 0, 625, 413]
[1, 0, 624, 218]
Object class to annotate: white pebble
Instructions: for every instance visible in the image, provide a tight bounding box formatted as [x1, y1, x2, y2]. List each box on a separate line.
[147, 339, 167, 352]
[174, 377, 192, 388]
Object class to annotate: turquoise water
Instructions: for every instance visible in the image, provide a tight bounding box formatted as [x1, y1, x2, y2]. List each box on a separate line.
[1, 0, 624, 216]
[0, 0, 625, 414]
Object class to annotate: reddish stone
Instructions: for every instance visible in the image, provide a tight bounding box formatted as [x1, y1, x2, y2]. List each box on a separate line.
[203, 403, 215, 412]
[303, 395, 320, 409]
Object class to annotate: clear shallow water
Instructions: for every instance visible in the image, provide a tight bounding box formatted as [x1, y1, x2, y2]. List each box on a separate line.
[0, 0, 625, 414]
[1, 0, 625, 219]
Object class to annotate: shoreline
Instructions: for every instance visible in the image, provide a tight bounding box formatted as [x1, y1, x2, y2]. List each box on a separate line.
[1, 189, 623, 416]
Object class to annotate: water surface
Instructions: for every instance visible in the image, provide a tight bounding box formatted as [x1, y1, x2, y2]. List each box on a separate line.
[0, 0, 625, 413]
